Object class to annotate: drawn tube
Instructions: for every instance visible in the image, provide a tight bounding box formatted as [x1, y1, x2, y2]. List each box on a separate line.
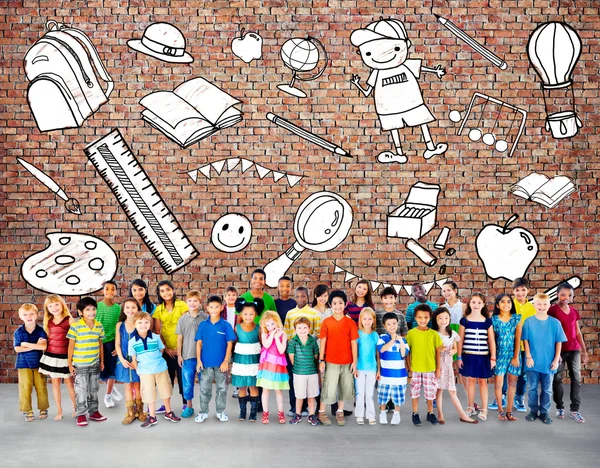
[434, 227, 451, 250]
[406, 239, 437, 266]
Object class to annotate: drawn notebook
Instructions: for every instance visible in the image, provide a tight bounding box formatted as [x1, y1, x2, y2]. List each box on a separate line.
[140, 77, 243, 148]
[510, 173, 575, 209]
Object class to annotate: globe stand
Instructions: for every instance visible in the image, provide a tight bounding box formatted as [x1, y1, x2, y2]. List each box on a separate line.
[277, 73, 307, 98]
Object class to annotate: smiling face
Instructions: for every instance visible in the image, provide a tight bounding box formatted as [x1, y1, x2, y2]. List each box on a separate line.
[381, 294, 396, 310]
[533, 298, 550, 315]
[412, 284, 426, 302]
[331, 297, 346, 315]
[241, 307, 257, 324]
[498, 296, 513, 314]
[278, 279, 292, 300]
[159, 284, 174, 303]
[103, 282, 116, 299]
[436, 311, 450, 329]
[469, 296, 484, 313]
[557, 288, 573, 307]
[361, 313, 374, 331]
[81, 305, 96, 321]
[123, 301, 139, 318]
[264, 319, 278, 333]
[355, 283, 369, 299]
[295, 322, 310, 339]
[358, 38, 410, 70]
[131, 284, 147, 304]
[135, 317, 151, 335]
[250, 272, 266, 293]
[513, 286, 529, 302]
[225, 290, 238, 306]
[316, 291, 328, 307]
[47, 301, 63, 317]
[211, 214, 252, 253]
[295, 290, 308, 309]
[19, 308, 38, 326]
[442, 284, 457, 302]
[415, 310, 430, 329]
[384, 318, 398, 335]
[186, 297, 201, 313]
[207, 301, 222, 318]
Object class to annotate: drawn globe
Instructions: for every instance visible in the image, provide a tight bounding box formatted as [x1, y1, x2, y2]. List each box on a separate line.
[280, 37, 320, 72]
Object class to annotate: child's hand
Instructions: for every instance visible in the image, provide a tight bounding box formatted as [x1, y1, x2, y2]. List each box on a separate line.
[119, 358, 132, 369]
[37, 338, 47, 345]
[457, 359, 463, 369]
[351, 361, 358, 378]
[100, 362, 104, 372]
[69, 364, 76, 376]
[435, 368, 441, 380]
[550, 359, 559, 371]
[111, 349, 118, 357]
[433, 65, 445, 79]
[319, 361, 325, 374]
[196, 361, 204, 373]
[490, 358, 496, 370]
[582, 352, 589, 366]
[510, 356, 520, 368]
[219, 360, 229, 373]
[526, 357, 534, 368]
[376, 371, 380, 381]
[177, 355, 183, 367]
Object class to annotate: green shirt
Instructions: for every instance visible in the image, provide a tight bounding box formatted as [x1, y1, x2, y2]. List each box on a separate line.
[241, 291, 277, 324]
[287, 334, 319, 375]
[406, 328, 443, 373]
[96, 301, 121, 343]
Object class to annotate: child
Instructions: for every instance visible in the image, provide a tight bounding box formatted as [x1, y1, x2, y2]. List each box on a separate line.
[492, 294, 522, 421]
[354, 308, 379, 425]
[345, 279, 375, 324]
[231, 297, 263, 422]
[222, 285, 239, 396]
[405, 283, 438, 330]
[153, 280, 189, 411]
[14, 303, 49, 422]
[256, 311, 290, 424]
[129, 311, 180, 428]
[241, 268, 278, 323]
[115, 298, 146, 425]
[275, 276, 296, 325]
[312, 284, 333, 324]
[287, 317, 320, 426]
[376, 286, 408, 337]
[457, 293, 496, 421]
[96, 280, 122, 408]
[549, 282, 588, 423]
[349, 17, 447, 163]
[129, 279, 156, 315]
[431, 307, 477, 425]
[406, 304, 443, 426]
[523, 293, 567, 425]
[377, 312, 409, 425]
[318, 290, 359, 426]
[39, 295, 76, 420]
[176, 290, 207, 418]
[67, 297, 106, 426]
[195, 295, 236, 423]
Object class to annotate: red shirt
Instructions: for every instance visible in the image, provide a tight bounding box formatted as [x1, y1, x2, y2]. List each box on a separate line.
[320, 315, 359, 365]
[46, 316, 71, 355]
[548, 304, 581, 352]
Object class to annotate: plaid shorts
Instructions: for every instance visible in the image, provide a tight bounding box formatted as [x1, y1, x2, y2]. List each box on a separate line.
[410, 372, 437, 400]
[378, 383, 406, 406]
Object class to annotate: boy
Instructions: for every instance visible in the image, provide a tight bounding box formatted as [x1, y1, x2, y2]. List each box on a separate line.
[377, 313, 409, 425]
[96, 280, 122, 408]
[176, 290, 207, 418]
[14, 303, 49, 421]
[405, 283, 438, 330]
[287, 317, 320, 426]
[406, 304, 443, 426]
[350, 17, 447, 164]
[67, 297, 107, 426]
[275, 276, 296, 326]
[549, 283, 588, 423]
[195, 295, 236, 423]
[522, 293, 566, 425]
[241, 268, 277, 323]
[318, 290, 359, 426]
[129, 311, 180, 428]
[222, 285, 239, 397]
[376, 286, 408, 336]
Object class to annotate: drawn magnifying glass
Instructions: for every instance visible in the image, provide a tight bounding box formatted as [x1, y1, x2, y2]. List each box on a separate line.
[264, 191, 353, 288]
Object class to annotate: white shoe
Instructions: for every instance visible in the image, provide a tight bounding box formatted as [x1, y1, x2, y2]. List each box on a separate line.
[379, 412, 388, 424]
[377, 151, 408, 164]
[423, 143, 448, 160]
[391, 412, 401, 425]
[195, 413, 208, 423]
[217, 412, 229, 422]
[110, 387, 122, 402]
[103, 394, 114, 408]
[356, 417, 364, 425]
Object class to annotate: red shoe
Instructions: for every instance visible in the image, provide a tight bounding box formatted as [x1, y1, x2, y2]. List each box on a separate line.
[76, 415, 88, 426]
[89, 411, 107, 422]
[278, 411, 286, 424]
[261, 411, 269, 424]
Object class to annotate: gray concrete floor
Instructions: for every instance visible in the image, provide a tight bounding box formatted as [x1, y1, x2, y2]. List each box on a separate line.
[0, 383, 598, 467]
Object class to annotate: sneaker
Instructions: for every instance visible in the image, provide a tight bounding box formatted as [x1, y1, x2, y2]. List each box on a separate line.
[141, 415, 158, 428]
[356, 417, 364, 425]
[514, 398, 527, 412]
[232, 388, 239, 398]
[286, 410, 295, 417]
[368, 419, 377, 425]
[76, 415, 88, 426]
[377, 151, 408, 164]
[556, 409, 565, 419]
[426, 412, 440, 426]
[391, 412, 401, 425]
[525, 411, 538, 422]
[289, 413, 302, 425]
[412, 412, 422, 426]
[379, 412, 388, 424]
[155, 405, 166, 414]
[488, 399, 499, 410]
[217, 412, 229, 422]
[569, 412, 585, 424]
[181, 407, 194, 418]
[103, 394, 114, 408]
[539, 413, 552, 424]
[423, 143, 448, 160]
[164, 411, 181, 423]
[89, 411, 107, 422]
[301, 410, 309, 417]
[308, 414, 320, 426]
[335, 411, 346, 426]
[318, 411, 332, 426]
[111, 387, 123, 402]
[195, 413, 208, 423]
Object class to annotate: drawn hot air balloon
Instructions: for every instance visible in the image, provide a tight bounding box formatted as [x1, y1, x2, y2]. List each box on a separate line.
[527, 22, 582, 139]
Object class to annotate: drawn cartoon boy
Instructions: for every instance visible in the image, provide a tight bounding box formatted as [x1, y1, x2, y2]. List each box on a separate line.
[350, 18, 448, 164]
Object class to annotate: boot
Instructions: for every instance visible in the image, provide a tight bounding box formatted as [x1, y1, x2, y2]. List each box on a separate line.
[249, 396, 259, 422]
[135, 399, 148, 422]
[122, 401, 136, 425]
[238, 396, 249, 421]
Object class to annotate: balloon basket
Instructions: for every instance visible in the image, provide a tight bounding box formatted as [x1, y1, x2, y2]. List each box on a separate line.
[545, 111, 582, 139]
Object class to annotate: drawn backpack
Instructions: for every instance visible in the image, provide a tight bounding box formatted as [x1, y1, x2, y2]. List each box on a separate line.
[24, 20, 114, 132]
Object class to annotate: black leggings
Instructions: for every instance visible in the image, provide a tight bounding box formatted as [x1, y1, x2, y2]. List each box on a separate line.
[164, 352, 184, 403]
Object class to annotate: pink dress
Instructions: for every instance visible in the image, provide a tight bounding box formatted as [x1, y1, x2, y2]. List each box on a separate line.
[437, 331, 460, 391]
[255, 335, 289, 390]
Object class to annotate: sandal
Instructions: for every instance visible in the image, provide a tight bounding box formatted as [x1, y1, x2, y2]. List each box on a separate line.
[498, 411, 507, 421]
[261, 411, 269, 424]
[506, 412, 517, 422]
[465, 406, 476, 417]
[474, 403, 481, 412]
[478, 409, 488, 421]
[277, 411, 286, 424]
[39, 410, 48, 420]
[25, 411, 35, 422]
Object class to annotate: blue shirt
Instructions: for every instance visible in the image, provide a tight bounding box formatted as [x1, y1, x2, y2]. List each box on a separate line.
[357, 330, 379, 372]
[522, 315, 567, 374]
[14, 325, 47, 369]
[377, 334, 409, 386]
[128, 331, 167, 375]
[195, 318, 236, 368]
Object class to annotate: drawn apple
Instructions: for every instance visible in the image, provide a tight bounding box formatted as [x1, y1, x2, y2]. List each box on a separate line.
[475, 214, 539, 281]
[231, 28, 263, 63]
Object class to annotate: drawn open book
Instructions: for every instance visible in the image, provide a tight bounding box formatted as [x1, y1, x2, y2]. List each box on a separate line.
[510, 173, 575, 209]
[140, 77, 243, 148]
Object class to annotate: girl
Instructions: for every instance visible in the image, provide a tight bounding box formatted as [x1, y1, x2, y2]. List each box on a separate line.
[312, 284, 333, 322]
[129, 279, 156, 315]
[115, 298, 147, 425]
[232, 297, 263, 422]
[492, 293, 522, 421]
[256, 311, 289, 424]
[345, 279, 375, 324]
[458, 293, 496, 421]
[355, 307, 379, 425]
[39, 295, 76, 420]
[431, 307, 477, 425]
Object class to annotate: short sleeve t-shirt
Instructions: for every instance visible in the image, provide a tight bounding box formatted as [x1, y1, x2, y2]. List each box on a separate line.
[287, 335, 319, 375]
[67, 318, 105, 366]
[275, 298, 297, 325]
[283, 306, 322, 340]
[95, 301, 121, 343]
[377, 334, 409, 385]
[128, 332, 167, 375]
[153, 300, 189, 350]
[406, 328, 443, 373]
[366, 60, 424, 115]
[522, 316, 567, 373]
[320, 315, 359, 365]
[195, 318, 236, 368]
[514, 299, 536, 351]
[175, 312, 207, 360]
[14, 325, 47, 369]
[548, 305, 581, 352]
[357, 330, 379, 372]
[241, 291, 277, 324]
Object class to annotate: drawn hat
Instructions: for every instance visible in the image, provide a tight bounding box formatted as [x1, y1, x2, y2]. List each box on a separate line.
[127, 22, 194, 63]
[350, 17, 409, 47]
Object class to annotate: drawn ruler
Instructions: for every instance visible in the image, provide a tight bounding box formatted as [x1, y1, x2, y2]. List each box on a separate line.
[84, 129, 198, 274]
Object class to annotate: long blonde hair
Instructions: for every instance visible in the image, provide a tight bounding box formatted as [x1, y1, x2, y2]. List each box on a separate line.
[43, 295, 71, 333]
[259, 310, 283, 335]
[358, 307, 377, 333]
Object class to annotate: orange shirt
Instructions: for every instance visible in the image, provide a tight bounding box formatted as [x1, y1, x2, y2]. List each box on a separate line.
[320, 315, 359, 365]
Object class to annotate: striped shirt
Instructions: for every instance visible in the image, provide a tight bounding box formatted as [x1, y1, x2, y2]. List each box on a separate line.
[66, 318, 105, 366]
[283, 306, 322, 340]
[128, 331, 167, 375]
[460, 317, 492, 355]
[377, 334, 409, 386]
[287, 334, 319, 375]
[96, 301, 121, 343]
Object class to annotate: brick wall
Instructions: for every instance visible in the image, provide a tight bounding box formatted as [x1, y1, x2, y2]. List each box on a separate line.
[0, 0, 598, 383]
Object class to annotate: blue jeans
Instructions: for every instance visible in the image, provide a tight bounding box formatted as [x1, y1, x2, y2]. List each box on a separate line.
[181, 358, 199, 402]
[526, 371, 552, 415]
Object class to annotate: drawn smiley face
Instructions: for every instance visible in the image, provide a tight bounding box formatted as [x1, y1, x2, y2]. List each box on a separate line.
[358, 39, 410, 70]
[211, 213, 252, 253]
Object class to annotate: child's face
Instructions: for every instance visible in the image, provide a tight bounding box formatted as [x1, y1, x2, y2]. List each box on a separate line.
[264, 319, 278, 333]
[498, 296, 513, 313]
[207, 301, 222, 317]
[241, 307, 256, 324]
[316, 291, 328, 307]
[47, 301, 63, 317]
[295, 323, 310, 338]
[513, 286, 529, 302]
[469, 296, 484, 312]
[442, 285, 457, 301]
[131, 284, 147, 302]
[159, 284, 174, 302]
[412, 285, 426, 302]
[135, 317, 151, 334]
[358, 38, 409, 70]
[361, 313, 374, 331]
[384, 318, 398, 335]
[415, 310, 430, 328]
[186, 297, 201, 312]
[381, 294, 396, 310]
[20, 309, 38, 325]
[81, 305, 96, 320]
[355, 283, 369, 299]
[278, 280, 292, 299]
[250, 273, 266, 291]
[557, 288, 573, 307]
[225, 290, 238, 306]
[331, 297, 345, 314]
[295, 290, 308, 308]
[123, 301, 139, 318]
[436, 312, 450, 329]
[534, 298, 550, 315]
[103, 283, 116, 299]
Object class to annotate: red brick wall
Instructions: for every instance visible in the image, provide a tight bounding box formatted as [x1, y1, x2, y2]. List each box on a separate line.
[0, 1, 598, 383]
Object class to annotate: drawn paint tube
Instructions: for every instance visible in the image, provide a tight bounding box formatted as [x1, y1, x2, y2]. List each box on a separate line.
[406, 239, 437, 266]
[434, 227, 451, 250]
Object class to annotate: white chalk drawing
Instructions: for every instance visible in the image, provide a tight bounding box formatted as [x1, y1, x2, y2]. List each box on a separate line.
[510, 173, 575, 209]
[435, 15, 508, 70]
[17, 158, 81, 215]
[185, 157, 303, 188]
[24, 20, 114, 132]
[475, 214, 539, 282]
[211, 213, 253, 253]
[231, 28, 263, 63]
[278, 36, 329, 98]
[139, 77, 243, 148]
[434, 227, 450, 250]
[264, 191, 353, 287]
[446, 248, 456, 256]
[406, 239, 437, 266]
[452, 92, 527, 157]
[387, 181, 440, 240]
[84, 129, 199, 274]
[527, 22, 582, 139]
[267, 113, 351, 157]
[21, 232, 117, 296]
[350, 17, 447, 163]
[530, 276, 582, 305]
[127, 22, 194, 63]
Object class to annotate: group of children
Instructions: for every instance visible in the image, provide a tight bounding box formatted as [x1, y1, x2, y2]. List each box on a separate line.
[14, 271, 587, 429]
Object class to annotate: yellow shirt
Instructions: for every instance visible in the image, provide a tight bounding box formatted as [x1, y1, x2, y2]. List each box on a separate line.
[284, 305, 322, 341]
[514, 298, 536, 351]
[154, 300, 189, 349]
